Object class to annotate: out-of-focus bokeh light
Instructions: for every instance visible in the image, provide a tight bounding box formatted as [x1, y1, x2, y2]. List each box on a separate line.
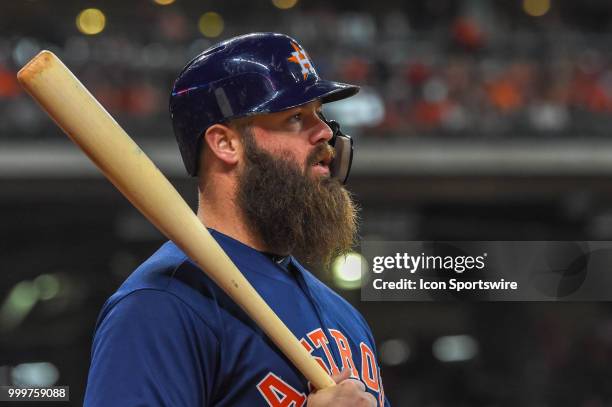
[12, 38, 40, 67]
[12, 362, 59, 387]
[153, 0, 175, 5]
[523, 0, 551, 17]
[0, 281, 39, 332]
[76, 8, 106, 35]
[272, 0, 299, 10]
[33, 274, 61, 301]
[332, 252, 365, 290]
[324, 87, 385, 127]
[198, 12, 224, 38]
[432, 335, 479, 362]
[380, 339, 411, 366]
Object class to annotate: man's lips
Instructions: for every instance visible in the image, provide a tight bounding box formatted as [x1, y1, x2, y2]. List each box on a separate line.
[306, 144, 335, 177]
[310, 148, 333, 166]
[309, 150, 333, 176]
[311, 161, 330, 176]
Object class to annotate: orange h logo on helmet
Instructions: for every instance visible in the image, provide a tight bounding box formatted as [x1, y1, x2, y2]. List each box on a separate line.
[287, 42, 316, 80]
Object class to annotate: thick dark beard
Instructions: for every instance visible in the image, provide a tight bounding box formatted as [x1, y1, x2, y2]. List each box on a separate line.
[236, 132, 359, 269]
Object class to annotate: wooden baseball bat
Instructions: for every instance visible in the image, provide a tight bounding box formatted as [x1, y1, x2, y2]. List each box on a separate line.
[17, 50, 335, 390]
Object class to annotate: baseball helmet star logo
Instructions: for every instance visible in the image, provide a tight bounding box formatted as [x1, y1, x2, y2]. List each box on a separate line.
[287, 41, 316, 80]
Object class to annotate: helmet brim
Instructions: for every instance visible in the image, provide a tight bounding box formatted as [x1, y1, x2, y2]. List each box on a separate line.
[260, 79, 360, 115]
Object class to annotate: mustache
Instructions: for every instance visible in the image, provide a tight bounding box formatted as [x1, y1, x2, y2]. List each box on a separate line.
[306, 143, 335, 166]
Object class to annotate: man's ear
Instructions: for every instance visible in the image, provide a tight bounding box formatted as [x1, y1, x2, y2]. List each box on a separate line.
[203, 123, 242, 165]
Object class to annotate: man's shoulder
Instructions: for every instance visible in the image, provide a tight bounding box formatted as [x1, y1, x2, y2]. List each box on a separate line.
[114, 241, 191, 295]
[103, 241, 223, 321]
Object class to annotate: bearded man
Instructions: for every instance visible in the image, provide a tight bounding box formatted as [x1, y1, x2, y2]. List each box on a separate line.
[84, 33, 389, 407]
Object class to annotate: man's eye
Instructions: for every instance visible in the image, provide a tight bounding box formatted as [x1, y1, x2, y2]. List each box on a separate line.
[289, 113, 302, 122]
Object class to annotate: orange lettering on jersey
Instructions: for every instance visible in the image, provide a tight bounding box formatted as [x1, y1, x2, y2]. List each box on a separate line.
[300, 338, 330, 376]
[307, 328, 340, 375]
[359, 342, 380, 391]
[300, 338, 313, 353]
[328, 329, 358, 378]
[256, 373, 307, 407]
[378, 373, 386, 406]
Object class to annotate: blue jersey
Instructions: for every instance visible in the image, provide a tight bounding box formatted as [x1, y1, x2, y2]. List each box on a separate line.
[85, 229, 389, 406]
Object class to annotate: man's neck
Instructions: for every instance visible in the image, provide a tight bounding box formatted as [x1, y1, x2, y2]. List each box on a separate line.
[196, 186, 267, 252]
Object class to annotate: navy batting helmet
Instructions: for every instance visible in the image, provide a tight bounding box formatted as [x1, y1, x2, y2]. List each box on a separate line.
[169, 32, 359, 183]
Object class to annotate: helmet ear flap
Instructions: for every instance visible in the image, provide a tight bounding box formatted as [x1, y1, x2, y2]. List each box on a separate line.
[318, 112, 354, 184]
[330, 133, 353, 184]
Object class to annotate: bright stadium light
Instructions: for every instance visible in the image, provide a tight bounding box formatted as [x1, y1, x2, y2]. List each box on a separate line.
[332, 252, 365, 290]
[198, 12, 224, 38]
[523, 0, 550, 17]
[153, 0, 176, 5]
[272, 0, 299, 10]
[76, 8, 106, 36]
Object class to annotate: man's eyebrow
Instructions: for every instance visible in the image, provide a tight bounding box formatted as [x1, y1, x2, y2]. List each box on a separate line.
[283, 102, 322, 116]
[283, 107, 301, 116]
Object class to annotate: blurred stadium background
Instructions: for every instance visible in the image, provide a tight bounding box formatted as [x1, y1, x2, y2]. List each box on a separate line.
[3, 0, 612, 405]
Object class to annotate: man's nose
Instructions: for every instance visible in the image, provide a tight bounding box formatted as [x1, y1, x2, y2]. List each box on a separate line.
[310, 113, 333, 145]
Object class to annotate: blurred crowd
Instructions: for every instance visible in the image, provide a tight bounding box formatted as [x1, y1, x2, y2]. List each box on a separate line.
[3, 3, 612, 405]
[2, 2, 612, 140]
